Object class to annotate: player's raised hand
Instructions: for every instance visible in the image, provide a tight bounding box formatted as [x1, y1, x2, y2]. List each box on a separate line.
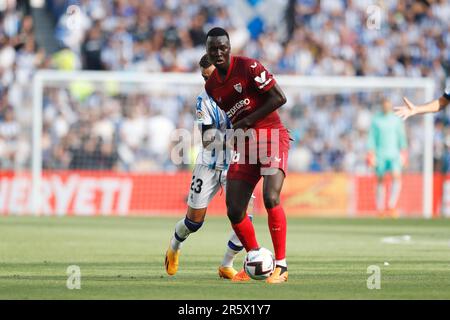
[393, 97, 417, 120]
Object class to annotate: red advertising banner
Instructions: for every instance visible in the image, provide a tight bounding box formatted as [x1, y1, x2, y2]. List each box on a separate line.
[354, 174, 442, 217]
[0, 171, 444, 217]
[267, 173, 350, 216]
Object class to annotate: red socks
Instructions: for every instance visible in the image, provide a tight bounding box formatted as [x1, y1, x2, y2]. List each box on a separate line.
[231, 205, 286, 260]
[231, 214, 259, 251]
[267, 204, 287, 260]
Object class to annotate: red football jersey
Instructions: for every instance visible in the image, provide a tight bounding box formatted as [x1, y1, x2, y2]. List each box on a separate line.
[205, 56, 285, 129]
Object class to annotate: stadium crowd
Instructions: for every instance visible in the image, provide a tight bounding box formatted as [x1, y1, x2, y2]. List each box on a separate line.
[1, 0, 450, 173]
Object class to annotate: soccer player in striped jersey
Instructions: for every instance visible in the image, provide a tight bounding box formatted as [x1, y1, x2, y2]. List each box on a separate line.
[394, 85, 450, 120]
[165, 54, 253, 281]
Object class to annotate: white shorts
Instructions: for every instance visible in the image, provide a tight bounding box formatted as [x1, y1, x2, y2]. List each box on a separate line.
[187, 164, 227, 209]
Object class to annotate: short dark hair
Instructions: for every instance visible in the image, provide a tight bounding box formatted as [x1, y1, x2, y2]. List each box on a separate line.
[199, 54, 211, 69]
[206, 27, 229, 40]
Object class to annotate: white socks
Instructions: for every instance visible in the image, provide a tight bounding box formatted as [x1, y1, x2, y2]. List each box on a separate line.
[276, 259, 287, 268]
[170, 219, 190, 251]
[377, 180, 401, 211]
[170, 217, 203, 251]
[221, 231, 244, 267]
[376, 183, 385, 211]
[389, 180, 401, 209]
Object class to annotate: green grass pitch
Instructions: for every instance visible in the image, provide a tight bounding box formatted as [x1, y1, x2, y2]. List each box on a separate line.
[0, 215, 449, 299]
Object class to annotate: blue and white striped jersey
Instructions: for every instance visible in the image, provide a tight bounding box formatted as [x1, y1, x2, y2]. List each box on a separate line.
[195, 90, 232, 170]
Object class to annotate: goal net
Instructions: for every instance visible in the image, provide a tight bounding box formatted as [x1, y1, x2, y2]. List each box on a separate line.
[0, 70, 436, 217]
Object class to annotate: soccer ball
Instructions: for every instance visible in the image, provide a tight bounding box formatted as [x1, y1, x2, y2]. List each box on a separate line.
[243, 247, 275, 280]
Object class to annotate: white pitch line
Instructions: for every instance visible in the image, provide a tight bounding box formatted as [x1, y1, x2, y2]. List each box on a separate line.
[381, 235, 412, 244]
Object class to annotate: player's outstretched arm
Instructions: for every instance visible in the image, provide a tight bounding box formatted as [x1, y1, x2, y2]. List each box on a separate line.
[233, 83, 287, 130]
[394, 96, 450, 120]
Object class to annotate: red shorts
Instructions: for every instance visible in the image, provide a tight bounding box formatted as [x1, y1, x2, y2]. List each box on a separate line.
[227, 127, 291, 187]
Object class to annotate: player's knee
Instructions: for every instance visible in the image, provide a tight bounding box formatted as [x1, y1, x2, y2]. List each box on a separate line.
[227, 212, 245, 224]
[263, 191, 280, 209]
[226, 202, 246, 224]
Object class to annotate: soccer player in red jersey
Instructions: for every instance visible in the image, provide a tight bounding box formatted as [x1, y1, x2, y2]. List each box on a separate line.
[204, 27, 290, 283]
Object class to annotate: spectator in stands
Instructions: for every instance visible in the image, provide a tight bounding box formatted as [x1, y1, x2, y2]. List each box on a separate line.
[81, 21, 104, 70]
[0, 107, 20, 169]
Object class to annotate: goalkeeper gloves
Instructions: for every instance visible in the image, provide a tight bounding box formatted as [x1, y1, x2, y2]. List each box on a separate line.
[366, 151, 376, 168]
[401, 150, 408, 167]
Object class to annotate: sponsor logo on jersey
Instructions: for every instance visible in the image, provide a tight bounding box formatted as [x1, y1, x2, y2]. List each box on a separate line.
[254, 71, 272, 89]
[250, 62, 257, 68]
[226, 98, 250, 118]
[234, 83, 242, 93]
[196, 110, 205, 122]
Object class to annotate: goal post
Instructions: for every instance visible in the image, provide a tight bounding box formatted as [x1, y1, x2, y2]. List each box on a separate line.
[30, 70, 435, 217]
[272, 75, 435, 218]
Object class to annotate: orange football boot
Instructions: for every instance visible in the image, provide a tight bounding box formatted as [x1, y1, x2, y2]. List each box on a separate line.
[218, 266, 238, 279]
[231, 269, 251, 282]
[266, 266, 288, 284]
[165, 247, 180, 276]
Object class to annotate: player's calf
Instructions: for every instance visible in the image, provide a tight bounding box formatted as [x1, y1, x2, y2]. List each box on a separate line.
[219, 214, 254, 280]
[263, 171, 288, 270]
[171, 215, 204, 251]
[229, 214, 259, 252]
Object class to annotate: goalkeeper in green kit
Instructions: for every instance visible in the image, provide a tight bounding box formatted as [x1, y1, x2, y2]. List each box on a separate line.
[367, 98, 408, 218]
